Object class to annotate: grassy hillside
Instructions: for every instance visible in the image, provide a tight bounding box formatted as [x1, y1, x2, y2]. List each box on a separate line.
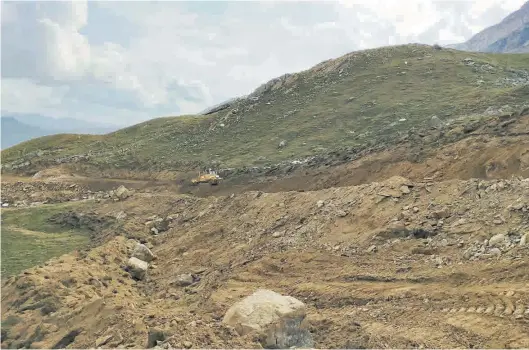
[2, 44, 528, 175]
[0, 203, 92, 278]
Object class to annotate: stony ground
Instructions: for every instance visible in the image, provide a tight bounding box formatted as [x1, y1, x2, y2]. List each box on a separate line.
[1, 172, 528, 348]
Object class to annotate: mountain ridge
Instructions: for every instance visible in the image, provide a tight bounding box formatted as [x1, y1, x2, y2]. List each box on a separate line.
[448, 1, 529, 53]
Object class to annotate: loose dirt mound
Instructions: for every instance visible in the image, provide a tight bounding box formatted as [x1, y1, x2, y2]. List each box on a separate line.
[2, 177, 528, 348]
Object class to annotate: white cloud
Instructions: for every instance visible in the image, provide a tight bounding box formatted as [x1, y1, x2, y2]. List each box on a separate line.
[1, 0, 526, 126]
[1, 78, 69, 114]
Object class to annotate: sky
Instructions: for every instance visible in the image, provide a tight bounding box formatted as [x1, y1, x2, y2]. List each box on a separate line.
[1, 0, 527, 126]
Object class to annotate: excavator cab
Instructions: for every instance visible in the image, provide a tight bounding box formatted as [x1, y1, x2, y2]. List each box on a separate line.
[191, 168, 222, 186]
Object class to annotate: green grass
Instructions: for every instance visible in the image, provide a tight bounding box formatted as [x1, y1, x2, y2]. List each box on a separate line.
[2, 44, 528, 175]
[1, 203, 92, 278]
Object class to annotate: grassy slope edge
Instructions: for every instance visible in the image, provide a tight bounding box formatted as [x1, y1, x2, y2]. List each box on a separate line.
[2, 44, 528, 175]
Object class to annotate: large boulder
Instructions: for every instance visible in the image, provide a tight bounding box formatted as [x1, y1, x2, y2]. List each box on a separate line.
[222, 289, 313, 349]
[114, 185, 131, 200]
[127, 257, 148, 280]
[132, 243, 156, 262]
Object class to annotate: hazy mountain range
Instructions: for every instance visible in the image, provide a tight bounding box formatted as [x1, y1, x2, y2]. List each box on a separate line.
[447, 0, 529, 53]
[1, 115, 120, 150]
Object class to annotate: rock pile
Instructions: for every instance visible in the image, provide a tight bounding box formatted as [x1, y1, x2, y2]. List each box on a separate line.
[127, 243, 156, 280]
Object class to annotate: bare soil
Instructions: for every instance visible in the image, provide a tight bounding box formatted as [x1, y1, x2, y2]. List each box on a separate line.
[1, 174, 528, 348]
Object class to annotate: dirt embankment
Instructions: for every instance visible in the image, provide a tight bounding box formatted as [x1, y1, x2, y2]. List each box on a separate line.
[2, 176, 529, 349]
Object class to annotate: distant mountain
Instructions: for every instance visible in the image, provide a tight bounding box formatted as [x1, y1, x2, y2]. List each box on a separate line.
[1, 114, 120, 150]
[448, 1, 529, 53]
[10, 114, 121, 134]
[1, 117, 53, 150]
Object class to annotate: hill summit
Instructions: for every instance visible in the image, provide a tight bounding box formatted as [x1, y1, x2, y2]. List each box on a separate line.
[1, 44, 528, 178]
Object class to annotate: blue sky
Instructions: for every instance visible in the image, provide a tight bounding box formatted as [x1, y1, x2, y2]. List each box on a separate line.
[1, 0, 526, 126]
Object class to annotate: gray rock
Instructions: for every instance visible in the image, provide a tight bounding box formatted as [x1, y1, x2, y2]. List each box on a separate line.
[114, 185, 131, 200]
[366, 245, 377, 253]
[510, 202, 525, 211]
[127, 257, 149, 280]
[520, 233, 528, 246]
[272, 231, 284, 238]
[278, 140, 287, 148]
[463, 248, 475, 260]
[488, 234, 507, 247]
[223, 289, 313, 349]
[147, 329, 166, 348]
[400, 185, 411, 194]
[489, 247, 502, 256]
[432, 209, 451, 219]
[132, 243, 156, 262]
[154, 218, 170, 232]
[171, 274, 194, 287]
[316, 200, 325, 208]
[336, 210, 348, 217]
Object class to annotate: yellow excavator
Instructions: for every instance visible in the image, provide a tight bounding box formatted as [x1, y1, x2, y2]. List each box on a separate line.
[191, 169, 222, 186]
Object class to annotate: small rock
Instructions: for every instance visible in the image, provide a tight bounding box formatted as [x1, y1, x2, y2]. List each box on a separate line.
[127, 257, 149, 280]
[432, 209, 451, 220]
[463, 248, 474, 260]
[400, 185, 410, 194]
[272, 231, 284, 238]
[171, 274, 194, 287]
[154, 218, 170, 232]
[489, 248, 502, 257]
[413, 207, 419, 213]
[147, 329, 166, 348]
[316, 200, 325, 208]
[493, 219, 503, 225]
[96, 334, 113, 347]
[488, 234, 507, 247]
[366, 245, 377, 253]
[278, 140, 287, 148]
[183, 341, 193, 349]
[336, 210, 348, 217]
[132, 243, 156, 262]
[519, 233, 528, 246]
[151, 227, 159, 235]
[114, 185, 131, 200]
[510, 202, 525, 211]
